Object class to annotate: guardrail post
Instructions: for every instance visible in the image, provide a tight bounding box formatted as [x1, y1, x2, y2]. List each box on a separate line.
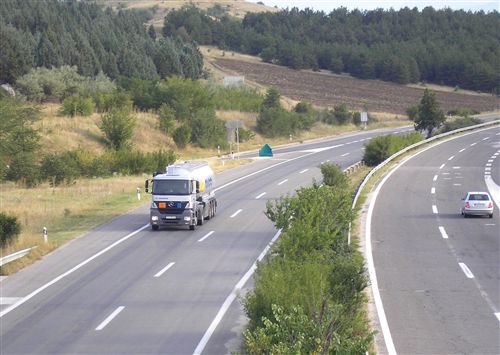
[42, 227, 48, 243]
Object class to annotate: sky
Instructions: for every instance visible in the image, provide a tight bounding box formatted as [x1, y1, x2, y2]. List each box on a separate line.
[247, 0, 499, 12]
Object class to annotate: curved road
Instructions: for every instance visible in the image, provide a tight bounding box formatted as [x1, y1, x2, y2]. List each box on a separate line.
[0, 126, 412, 355]
[370, 125, 500, 354]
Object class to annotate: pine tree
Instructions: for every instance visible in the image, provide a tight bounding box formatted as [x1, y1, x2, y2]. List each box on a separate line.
[413, 89, 446, 138]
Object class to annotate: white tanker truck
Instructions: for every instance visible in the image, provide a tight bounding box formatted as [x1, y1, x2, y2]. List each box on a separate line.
[145, 161, 217, 230]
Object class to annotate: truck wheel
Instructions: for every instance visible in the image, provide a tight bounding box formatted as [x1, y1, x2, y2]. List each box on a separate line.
[152, 225, 159, 231]
[198, 211, 204, 225]
[189, 224, 195, 230]
[206, 202, 212, 220]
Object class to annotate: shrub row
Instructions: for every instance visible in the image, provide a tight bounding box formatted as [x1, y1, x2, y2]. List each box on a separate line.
[439, 116, 481, 134]
[4, 149, 177, 187]
[363, 132, 423, 166]
[244, 164, 372, 353]
[0, 213, 21, 248]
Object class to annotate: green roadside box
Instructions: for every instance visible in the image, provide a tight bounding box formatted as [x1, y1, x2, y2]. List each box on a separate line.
[259, 144, 273, 157]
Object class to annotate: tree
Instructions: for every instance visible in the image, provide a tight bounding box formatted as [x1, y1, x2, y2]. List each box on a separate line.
[158, 103, 176, 135]
[99, 108, 136, 150]
[173, 124, 191, 148]
[262, 87, 281, 109]
[412, 89, 446, 138]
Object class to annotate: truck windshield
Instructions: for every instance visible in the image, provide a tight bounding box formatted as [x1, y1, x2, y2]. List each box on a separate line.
[153, 180, 191, 195]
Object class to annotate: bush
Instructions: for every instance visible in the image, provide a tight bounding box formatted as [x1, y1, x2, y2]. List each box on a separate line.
[363, 132, 423, 166]
[320, 163, 348, 188]
[447, 107, 480, 117]
[41, 152, 79, 186]
[257, 107, 302, 137]
[60, 95, 94, 117]
[211, 86, 263, 112]
[5, 152, 40, 187]
[173, 124, 192, 148]
[94, 90, 133, 113]
[440, 116, 481, 133]
[190, 109, 228, 149]
[0, 213, 21, 248]
[100, 108, 136, 150]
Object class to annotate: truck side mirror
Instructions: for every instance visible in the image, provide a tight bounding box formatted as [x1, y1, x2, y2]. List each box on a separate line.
[145, 180, 150, 193]
[196, 181, 200, 193]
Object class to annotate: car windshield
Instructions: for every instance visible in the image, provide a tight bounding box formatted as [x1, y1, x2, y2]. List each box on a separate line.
[469, 194, 490, 201]
[153, 180, 191, 195]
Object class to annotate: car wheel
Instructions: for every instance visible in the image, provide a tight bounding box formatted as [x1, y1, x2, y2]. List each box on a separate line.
[463, 213, 468, 218]
[152, 225, 159, 231]
[489, 213, 493, 218]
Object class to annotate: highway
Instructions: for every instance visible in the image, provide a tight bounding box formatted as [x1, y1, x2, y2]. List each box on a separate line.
[369, 125, 500, 354]
[0, 126, 412, 355]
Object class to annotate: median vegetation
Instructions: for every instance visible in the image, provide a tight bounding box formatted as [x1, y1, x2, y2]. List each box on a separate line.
[243, 164, 372, 353]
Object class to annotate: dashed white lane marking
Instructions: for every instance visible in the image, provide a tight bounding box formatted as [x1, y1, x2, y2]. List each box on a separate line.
[459, 148, 466, 152]
[0, 224, 149, 319]
[448, 156, 455, 161]
[439, 163, 445, 169]
[198, 231, 215, 243]
[453, 183, 462, 186]
[488, 159, 493, 162]
[341, 153, 350, 157]
[485, 167, 492, 171]
[453, 166, 461, 169]
[96, 306, 125, 331]
[433, 175, 438, 181]
[470, 143, 477, 146]
[486, 163, 492, 166]
[495, 313, 500, 322]
[154, 262, 176, 277]
[230, 209, 242, 218]
[0, 297, 22, 305]
[442, 172, 450, 175]
[438, 226, 449, 239]
[432, 205, 438, 214]
[277, 179, 288, 186]
[459, 263, 474, 279]
[431, 187, 435, 194]
[299, 169, 308, 174]
[193, 229, 282, 355]
[482, 137, 490, 141]
[255, 192, 266, 199]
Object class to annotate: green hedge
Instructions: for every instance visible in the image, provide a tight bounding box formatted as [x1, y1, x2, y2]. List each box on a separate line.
[363, 132, 422, 166]
[0, 213, 21, 248]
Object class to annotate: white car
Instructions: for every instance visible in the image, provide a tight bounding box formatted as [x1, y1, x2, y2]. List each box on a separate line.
[461, 191, 494, 218]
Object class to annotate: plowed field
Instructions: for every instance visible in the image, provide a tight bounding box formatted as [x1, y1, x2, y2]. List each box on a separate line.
[214, 58, 499, 115]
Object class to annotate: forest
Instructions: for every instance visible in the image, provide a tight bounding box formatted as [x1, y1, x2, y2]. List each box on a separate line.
[0, 0, 203, 84]
[164, 5, 500, 93]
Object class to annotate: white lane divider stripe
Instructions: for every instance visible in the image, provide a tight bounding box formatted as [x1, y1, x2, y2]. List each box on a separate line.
[459, 263, 474, 279]
[482, 137, 490, 141]
[0, 224, 149, 319]
[439, 163, 445, 169]
[96, 306, 125, 331]
[470, 142, 477, 146]
[431, 187, 435, 194]
[255, 192, 266, 199]
[299, 169, 309, 174]
[438, 226, 449, 239]
[193, 229, 282, 355]
[277, 179, 288, 186]
[433, 175, 438, 181]
[448, 156, 454, 161]
[154, 262, 176, 277]
[341, 153, 350, 157]
[459, 148, 466, 152]
[495, 313, 500, 322]
[198, 231, 214, 243]
[230, 209, 242, 218]
[432, 205, 438, 214]
[453, 166, 461, 169]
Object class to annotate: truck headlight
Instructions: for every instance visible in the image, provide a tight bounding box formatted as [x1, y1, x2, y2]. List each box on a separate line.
[184, 216, 191, 221]
[151, 216, 159, 222]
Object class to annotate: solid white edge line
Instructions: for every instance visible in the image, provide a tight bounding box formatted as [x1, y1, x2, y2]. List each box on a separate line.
[154, 262, 176, 278]
[432, 205, 438, 214]
[255, 192, 266, 199]
[0, 224, 149, 319]
[95, 306, 125, 331]
[198, 231, 215, 243]
[192, 229, 282, 355]
[366, 165, 398, 355]
[277, 179, 288, 186]
[438, 226, 449, 239]
[299, 169, 309, 174]
[230, 209, 242, 218]
[459, 263, 474, 279]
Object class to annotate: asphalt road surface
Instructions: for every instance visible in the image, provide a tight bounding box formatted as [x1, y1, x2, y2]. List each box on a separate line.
[369, 125, 500, 354]
[0, 126, 413, 355]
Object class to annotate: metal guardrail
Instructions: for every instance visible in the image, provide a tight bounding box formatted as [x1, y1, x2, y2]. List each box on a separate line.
[347, 119, 500, 245]
[0, 247, 35, 267]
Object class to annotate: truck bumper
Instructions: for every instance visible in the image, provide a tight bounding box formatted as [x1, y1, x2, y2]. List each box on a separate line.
[150, 208, 195, 227]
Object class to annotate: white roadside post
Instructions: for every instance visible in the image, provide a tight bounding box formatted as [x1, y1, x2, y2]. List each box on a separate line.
[136, 187, 141, 201]
[42, 227, 48, 243]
